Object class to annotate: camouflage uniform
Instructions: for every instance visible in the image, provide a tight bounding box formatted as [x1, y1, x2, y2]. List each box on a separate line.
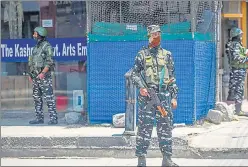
[226, 27, 248, 115]
[28, 27, 58, 124]
[131, 25, 179, 166]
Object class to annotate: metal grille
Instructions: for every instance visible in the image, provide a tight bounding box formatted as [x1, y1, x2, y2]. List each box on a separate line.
[87, 0, 221, 41]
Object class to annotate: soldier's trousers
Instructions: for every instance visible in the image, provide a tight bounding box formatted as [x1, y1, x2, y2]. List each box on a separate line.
[32, 73, 57, 121]
[228, 68, 247, 105]
[136, 91, 173, 157]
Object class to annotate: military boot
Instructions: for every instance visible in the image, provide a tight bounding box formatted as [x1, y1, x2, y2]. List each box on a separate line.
[236, 111, 248, 116]
[137, 156, 146, 167]
[234, 103, 246, 116]
[48, 119, 58, 125]
[235, 103, 248, 116]
[48, 116, 58, 125]
[29, 117, 44, 124]
[48, 113, 58, 125]
[162, 155, 179, 167]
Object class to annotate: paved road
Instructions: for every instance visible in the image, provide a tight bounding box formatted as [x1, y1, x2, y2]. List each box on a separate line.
[2, 158, 248, 166]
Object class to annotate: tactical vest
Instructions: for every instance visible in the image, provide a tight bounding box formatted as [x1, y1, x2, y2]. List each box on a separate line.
[141, 48, 170, 88]
[230, 43, 248, 69]
[28, 41, 48, 73]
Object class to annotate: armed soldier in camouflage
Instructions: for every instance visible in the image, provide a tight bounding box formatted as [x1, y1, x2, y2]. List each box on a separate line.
[226, 27, 248, 116]
[28, 27, 58, 125]
[131, 25, 179, 166]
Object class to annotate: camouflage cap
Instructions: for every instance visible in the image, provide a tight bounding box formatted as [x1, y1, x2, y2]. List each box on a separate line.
[147, 25, 161, 35]
[230, 27, 243, 38]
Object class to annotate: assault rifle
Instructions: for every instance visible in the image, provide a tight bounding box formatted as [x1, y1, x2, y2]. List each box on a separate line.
[140, 74, 168, 117]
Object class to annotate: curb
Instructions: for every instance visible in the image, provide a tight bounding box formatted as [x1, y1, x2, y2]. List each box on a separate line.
[2, 135, 247, 159]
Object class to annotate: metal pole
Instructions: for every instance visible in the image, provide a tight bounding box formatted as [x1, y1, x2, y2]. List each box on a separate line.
[86, 0, 92, 34]
[86, 0, 91, 124]
[119, 1, 122, 23]
[190, 1, 197, 123]
[190, 1, 197, 39]
[215, 1, 222, 103]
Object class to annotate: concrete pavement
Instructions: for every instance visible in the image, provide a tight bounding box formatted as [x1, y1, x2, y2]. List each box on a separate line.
[2, 158, 248, 166]
[2, 117, 248, 159]
[1, 100, 248, 159]
[188, 99, 248, 152]
[189, 117, 248, 149]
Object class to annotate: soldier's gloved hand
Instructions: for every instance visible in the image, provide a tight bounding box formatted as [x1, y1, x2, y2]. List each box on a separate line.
[28, 76, 33, 83]
[37, 73, 45, 80]
[171, 99, 177, 109]
[140, 88, 149, 97]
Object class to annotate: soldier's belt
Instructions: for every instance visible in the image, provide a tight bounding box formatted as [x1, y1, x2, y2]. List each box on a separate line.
[147, 84, 168, 93]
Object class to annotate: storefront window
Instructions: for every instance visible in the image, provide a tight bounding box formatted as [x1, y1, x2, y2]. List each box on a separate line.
[55, 60, 87, 112]
[1, 1, 87, 114]
[56, 1, 87, 38]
